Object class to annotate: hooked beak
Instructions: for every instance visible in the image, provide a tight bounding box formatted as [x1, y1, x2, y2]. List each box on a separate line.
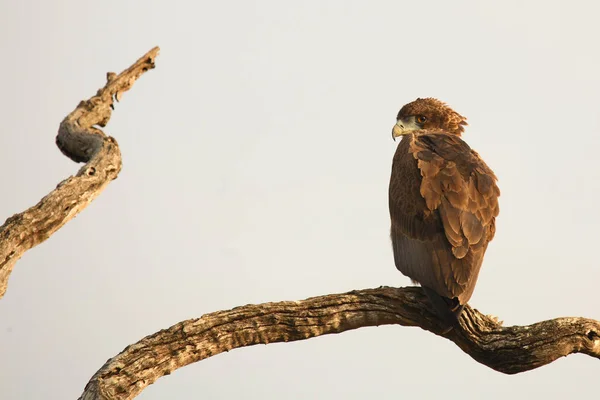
[391, 121, 406, 141]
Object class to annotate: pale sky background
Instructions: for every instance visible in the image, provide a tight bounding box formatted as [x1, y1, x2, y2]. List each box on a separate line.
[1, 1, 599, 399]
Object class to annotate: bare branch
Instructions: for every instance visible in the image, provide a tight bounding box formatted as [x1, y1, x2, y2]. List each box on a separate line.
[5, 46, 597, 399]
[0, 47, 159, 299]
[79, 286, 600, 400]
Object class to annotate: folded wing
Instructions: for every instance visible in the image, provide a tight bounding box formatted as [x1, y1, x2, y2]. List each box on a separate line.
[389, 133, 499, 304]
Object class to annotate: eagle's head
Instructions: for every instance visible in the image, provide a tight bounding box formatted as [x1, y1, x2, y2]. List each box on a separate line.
[392, 98, 467, 139]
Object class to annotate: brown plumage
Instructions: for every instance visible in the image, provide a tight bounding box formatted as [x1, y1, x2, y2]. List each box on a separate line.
[389, 98, 500, 329]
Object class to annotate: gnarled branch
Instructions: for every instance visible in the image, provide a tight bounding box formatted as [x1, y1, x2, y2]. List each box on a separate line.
[4, 46, 597, 399]
[79, 286, 600, 400]
[0, 47, 159, 299]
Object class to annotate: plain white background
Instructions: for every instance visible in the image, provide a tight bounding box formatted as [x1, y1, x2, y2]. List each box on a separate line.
[1, 1, 599, 399]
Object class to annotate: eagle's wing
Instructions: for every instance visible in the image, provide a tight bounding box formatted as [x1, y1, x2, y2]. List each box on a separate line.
[390, 133, 499, 303]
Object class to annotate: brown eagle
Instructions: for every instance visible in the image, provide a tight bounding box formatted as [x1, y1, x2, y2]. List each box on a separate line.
[389, 98, 500, 329]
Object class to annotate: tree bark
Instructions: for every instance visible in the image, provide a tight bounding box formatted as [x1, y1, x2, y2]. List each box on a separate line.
[0, 47, 159, 299]
[78, 286, 600, 400]
[1, 47, 598, 400]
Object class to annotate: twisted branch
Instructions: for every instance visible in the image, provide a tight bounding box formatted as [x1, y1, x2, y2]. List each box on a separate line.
[2, 47, 597, 400]
[0, 47, 159, 299]
[79, 286, 600, 400]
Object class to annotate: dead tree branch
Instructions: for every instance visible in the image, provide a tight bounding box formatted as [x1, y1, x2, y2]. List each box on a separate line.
[0, 47, 159, 299]
[79, 286, 600, 400]
[3, 47, 597, 400]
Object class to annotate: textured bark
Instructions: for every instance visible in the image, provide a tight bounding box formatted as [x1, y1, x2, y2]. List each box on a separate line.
[1, 46, 598, 400]
[0, 47, 159, 299]
[79, 286, 600, 400]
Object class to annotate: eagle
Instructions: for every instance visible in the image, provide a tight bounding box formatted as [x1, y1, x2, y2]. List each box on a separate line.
[389, 98, 500, 330]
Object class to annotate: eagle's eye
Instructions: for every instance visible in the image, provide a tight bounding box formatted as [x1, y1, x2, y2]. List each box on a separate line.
[416, 115, 428, 124]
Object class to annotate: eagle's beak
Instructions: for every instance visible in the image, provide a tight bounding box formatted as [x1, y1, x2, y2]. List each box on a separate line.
[392, 122, 405, 141]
